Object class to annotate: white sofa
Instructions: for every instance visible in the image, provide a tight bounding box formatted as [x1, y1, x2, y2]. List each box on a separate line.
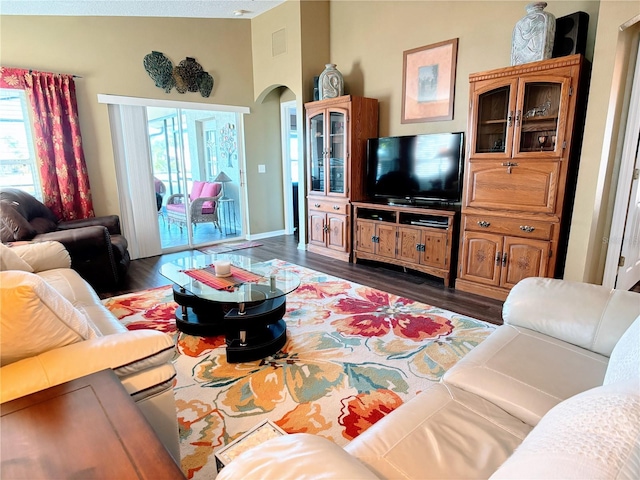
[217, 277, 640, 479]
[0, 241, 180, 462]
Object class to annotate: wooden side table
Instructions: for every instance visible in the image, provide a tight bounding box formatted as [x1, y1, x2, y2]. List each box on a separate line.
[1, 369, 184, 479]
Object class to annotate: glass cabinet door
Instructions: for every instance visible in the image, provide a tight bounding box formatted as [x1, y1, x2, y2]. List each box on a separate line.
[472, 81, 516, 157]
[308, 112, 325, 193]
[513, 77, 569, 157]
[328, 109, 347, 194]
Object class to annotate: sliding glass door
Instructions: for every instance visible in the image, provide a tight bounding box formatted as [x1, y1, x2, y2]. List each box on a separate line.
[148, 107, 242, 250]
[101, 95, 249, 259]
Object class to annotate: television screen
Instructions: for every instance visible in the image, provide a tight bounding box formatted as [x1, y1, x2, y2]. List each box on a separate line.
[366, 133, 464, 204]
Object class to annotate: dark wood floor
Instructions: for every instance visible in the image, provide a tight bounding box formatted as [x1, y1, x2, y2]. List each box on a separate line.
[100, 234, 505, 325]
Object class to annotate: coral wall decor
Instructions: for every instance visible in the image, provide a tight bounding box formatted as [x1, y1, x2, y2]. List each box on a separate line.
[143, 51, 214, 97]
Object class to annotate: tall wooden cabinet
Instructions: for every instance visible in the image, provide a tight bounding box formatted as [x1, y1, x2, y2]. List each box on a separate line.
[305, 95, 378, 261]
[456, 54, 588, 300]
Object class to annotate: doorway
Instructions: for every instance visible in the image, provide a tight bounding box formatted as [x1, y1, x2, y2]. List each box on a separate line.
[99, 94, 249, 259]
[603, 36, 640, 289]
[147, 106, 243, 250]
[281, 100, 299, 239]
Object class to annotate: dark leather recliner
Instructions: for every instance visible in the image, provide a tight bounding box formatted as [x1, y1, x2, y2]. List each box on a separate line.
[0, 188, 130, 290]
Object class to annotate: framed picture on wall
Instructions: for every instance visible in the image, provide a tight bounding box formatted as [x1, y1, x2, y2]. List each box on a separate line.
[402, 38, 459, 123]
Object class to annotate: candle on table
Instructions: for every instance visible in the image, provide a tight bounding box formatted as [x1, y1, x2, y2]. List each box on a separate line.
[214, 260, 231, 276]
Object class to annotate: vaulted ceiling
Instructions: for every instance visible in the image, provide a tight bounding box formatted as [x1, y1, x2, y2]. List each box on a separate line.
[0, 0, 287, 19]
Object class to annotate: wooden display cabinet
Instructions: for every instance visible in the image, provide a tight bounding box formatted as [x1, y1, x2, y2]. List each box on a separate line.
[305, 95, 378, 261]
[353, 202, 458, 286]
[456, 54, 588, 300]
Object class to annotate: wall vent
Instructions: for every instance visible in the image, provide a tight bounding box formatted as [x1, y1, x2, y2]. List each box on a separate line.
[272, 28, 287, 57]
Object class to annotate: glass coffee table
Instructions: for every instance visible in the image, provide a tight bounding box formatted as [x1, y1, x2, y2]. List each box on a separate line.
[160, 254, 300, 362]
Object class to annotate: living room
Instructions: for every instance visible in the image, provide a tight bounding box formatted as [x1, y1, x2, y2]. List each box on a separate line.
[1, 1, 640, 478]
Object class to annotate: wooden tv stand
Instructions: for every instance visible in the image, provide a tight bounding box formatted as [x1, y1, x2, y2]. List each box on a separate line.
[352, 202, 458, 286]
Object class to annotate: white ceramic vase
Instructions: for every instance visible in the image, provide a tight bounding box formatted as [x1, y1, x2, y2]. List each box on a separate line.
[511, 2, 556, 66]
[318, 64, 344, 100]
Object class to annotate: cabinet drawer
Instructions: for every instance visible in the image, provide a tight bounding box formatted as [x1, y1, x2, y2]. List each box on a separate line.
[308, 199, 349, 214]
[464, 215, 552, 240]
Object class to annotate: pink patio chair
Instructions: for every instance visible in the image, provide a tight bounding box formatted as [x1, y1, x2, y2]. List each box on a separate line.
[165, 180, 222, 231]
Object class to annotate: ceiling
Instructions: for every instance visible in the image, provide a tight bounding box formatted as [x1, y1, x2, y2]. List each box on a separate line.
[0, 0, 287, 19]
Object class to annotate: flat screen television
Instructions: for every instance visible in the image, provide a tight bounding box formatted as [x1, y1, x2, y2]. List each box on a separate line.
[365, 132, 464, 205]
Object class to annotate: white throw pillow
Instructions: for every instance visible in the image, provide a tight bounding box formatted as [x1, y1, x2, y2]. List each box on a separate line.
[0, 242, 34, 272]
[604, 316, 640, 385]
[11, 241, 71, 272]
[0, 270, 97, 366]
[490, 379, 640, 479]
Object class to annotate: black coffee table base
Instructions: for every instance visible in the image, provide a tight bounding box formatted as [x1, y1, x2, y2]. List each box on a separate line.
[172, 285, 288, 363]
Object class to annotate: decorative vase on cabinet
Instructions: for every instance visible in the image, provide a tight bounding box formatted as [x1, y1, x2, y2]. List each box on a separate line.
[318, 64, 344, 100]
[511, 2, 556, 66]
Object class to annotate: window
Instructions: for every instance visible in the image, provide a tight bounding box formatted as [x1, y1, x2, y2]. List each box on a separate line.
[0, 89, 41, 198]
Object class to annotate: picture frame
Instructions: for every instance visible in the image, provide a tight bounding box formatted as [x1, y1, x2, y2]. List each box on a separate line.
[401, 38, 459, 123]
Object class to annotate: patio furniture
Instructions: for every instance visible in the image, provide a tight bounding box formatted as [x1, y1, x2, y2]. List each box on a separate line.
[166, 180, 222, 231]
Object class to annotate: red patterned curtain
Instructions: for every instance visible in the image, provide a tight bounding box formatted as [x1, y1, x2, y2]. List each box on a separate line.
[0, 67, 94, 220]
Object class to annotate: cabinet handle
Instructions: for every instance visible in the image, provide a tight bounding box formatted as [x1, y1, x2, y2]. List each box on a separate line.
[520, 225, 535, 233]
[495, 252, 501, 265]
[515, 110, 521, 126]
[507, 111, 513, 127]
[333, 205, 340, 210]
[502, 253, 508, 266]
[416, 244, 425, 252]
[477, 220, 491, 228]
[315, 203, 321, 208]
[324, 225, 329, 233]
[501, 161, 518, 174]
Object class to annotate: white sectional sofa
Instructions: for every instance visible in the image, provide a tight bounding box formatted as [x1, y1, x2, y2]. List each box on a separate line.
[0, 241, 180, 462]
[217, 277, 640, 479]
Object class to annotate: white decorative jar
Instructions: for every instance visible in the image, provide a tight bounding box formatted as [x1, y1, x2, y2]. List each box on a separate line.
[318, 64, 344, 100]
[511, 2, 556, 66]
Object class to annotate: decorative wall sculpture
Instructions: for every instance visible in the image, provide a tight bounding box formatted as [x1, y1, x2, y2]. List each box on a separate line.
[143, 51, 214, 97]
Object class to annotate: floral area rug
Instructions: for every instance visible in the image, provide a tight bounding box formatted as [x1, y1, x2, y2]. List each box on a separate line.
[103, 259, 496, 479]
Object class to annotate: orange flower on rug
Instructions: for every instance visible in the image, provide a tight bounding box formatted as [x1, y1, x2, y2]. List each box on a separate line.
[103, 259, 495, 479]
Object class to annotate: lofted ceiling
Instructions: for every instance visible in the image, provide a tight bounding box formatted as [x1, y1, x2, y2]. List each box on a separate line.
[0, 0, 287, 19]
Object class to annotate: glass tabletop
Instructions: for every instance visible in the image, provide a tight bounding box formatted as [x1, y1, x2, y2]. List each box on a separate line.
[160, 254, 300, 304]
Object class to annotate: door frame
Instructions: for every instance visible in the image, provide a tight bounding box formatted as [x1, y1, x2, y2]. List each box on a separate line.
[280, 100, 297, 235]
[98, 94, 250, 258]
[603, 39, 640, 288]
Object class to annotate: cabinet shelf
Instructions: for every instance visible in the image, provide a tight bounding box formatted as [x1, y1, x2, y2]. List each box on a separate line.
[522, 115, 557, 122]
[479, 119, 508, 125]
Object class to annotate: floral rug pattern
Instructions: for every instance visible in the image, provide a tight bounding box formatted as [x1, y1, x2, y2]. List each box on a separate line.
[103, 259, 495, 479]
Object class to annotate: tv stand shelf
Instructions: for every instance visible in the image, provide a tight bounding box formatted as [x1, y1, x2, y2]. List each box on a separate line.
[352, 202, 458, 286]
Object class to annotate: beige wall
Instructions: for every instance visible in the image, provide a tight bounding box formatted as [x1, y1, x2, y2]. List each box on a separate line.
[329, 1, 600, 137]
[252, 0, 304, 101]
[0, 15, 285, 234]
